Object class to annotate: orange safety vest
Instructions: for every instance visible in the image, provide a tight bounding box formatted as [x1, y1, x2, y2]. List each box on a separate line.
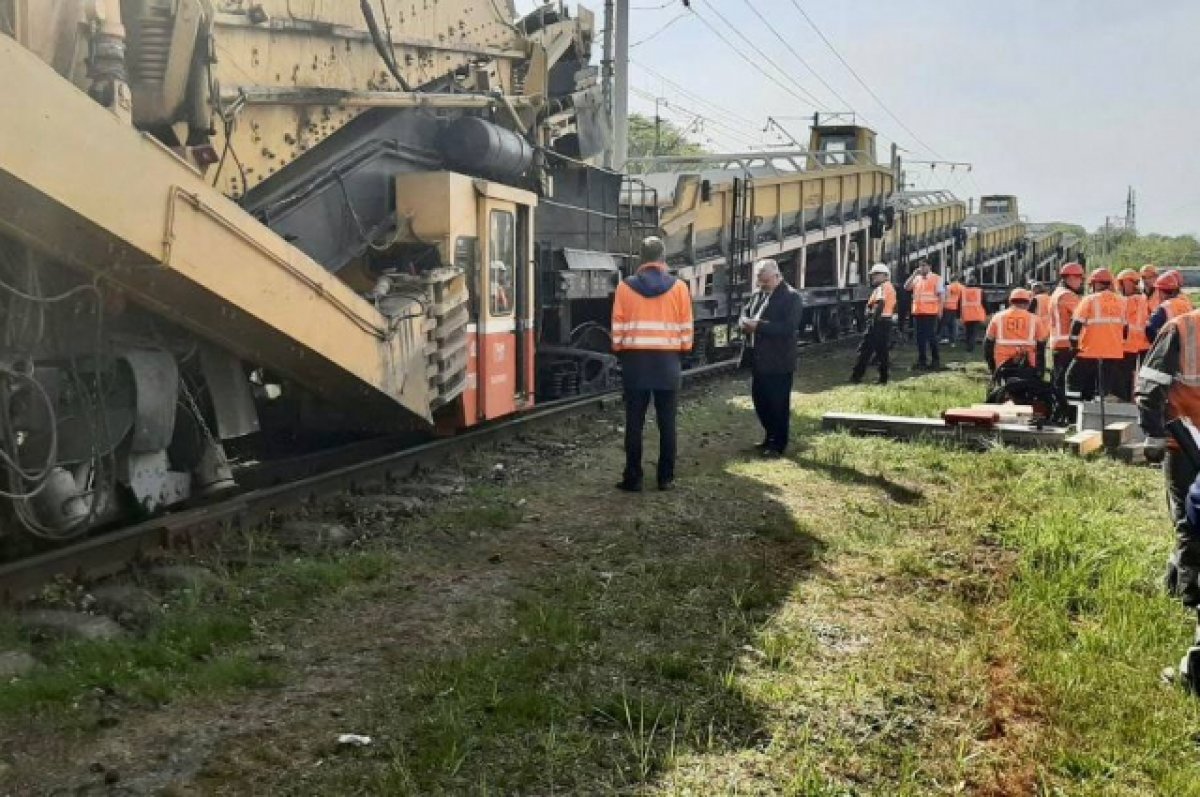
[868, 281, 897, 315]
[610, 264, 694, 352]
[1072, 290, 1126, 360]
[1123, 292, 1150, 353]
[1049, 285, 1080, 351]
[1162, 294, 1194, 323]
[1167, 312, 1200, 432]
[986, 306, 1048, 368]
[910, 273, 942, 316]
[944, 281, 964, 312]
[1032, 293, 1053, 327]
[960, 287, 986, 323]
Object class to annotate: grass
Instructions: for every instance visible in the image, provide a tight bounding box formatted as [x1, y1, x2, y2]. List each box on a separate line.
[5, 346, 1200, 795]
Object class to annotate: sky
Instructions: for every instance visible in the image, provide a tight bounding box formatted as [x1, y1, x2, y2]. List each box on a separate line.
[513, 0, 1200, 236]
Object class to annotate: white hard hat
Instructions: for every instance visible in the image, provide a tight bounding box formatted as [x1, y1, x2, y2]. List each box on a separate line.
[869, 263, 890, 277]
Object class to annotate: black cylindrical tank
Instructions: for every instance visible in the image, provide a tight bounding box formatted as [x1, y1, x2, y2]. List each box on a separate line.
[438, 117, 534, 181]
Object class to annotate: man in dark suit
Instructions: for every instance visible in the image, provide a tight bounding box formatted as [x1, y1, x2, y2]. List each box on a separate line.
[739, 259, 802, 457]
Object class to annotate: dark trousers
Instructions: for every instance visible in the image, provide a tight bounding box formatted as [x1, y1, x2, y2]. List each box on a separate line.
[940, 309, 959, 341]
[963, 321, 984, 353]
[851, 321, 891, 383]
[751, 371, 795, 452]
[913, 315, 940, 365]
[1112, 353, 1139, 402]
[1051, 349, 1074, 395]
[1066, 356, 1122, 400]
[1166, 449, 1200, 559]
[623, 389, 677, 486]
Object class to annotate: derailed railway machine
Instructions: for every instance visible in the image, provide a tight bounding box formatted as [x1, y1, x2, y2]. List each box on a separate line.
[0, 0, 626, 538]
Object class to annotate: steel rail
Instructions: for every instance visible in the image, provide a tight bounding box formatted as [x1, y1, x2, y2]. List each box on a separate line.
[0, 336, 859, 604]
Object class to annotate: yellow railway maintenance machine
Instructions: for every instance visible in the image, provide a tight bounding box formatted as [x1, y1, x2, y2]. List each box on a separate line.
[0, 0, 593, 537]
[626, 118, 895, 349]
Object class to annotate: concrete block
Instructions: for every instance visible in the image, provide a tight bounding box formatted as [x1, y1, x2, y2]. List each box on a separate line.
[1067, 430, 1104, 457]
[1103, 421, 1135, 450]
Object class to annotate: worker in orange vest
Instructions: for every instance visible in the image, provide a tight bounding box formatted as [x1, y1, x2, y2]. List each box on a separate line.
[851, 263, 897, 385]
[1116, 268, 1150, 401]
[1136, 308, 1200, 612]
[1030, 281, 1053, 329]
[1066, 268, 1127, 400]
[984, 287, 1049, 376]
[1147, 269, 1193, 342]
[1049, 262, 1085, 395]
[611, 236, 694, 491]
[903, 258, 944, 370]
[1143, 264, 1162, 312]
[940, 274, 964, 344]
[959, 275, 988, 353]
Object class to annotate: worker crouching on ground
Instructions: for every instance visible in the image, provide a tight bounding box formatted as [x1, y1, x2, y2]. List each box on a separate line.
[959, 275, 987, 353]
[740, 259, 802, 457]
[1066, 268, 1127, 401]
[1049, 262, 1085, 395]
[1146, 269, 1193, 343]
[1136, 308, 1200, 611]
[904, 258, 944, 370]
[984, 287, 1048, 377]
[611, 236, 694, 492]
[850, 263, 897, 385]
[1116, 268, 1150, 401]
[940, 274, 963, 344]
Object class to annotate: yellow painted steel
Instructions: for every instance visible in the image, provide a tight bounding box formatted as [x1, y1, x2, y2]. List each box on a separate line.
[0, 35, 433, 424]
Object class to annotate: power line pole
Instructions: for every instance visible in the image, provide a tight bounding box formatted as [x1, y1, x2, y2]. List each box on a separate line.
[1126, 186, 1137, 234]
[654, 96, 663, 156]
[601, 0, 614, 168]
[612, 0, 630, 169]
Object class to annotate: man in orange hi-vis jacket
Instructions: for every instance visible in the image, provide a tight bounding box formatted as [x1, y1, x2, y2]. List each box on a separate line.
[1067, 268, 1127, 400]
[611, 237, 693, 492]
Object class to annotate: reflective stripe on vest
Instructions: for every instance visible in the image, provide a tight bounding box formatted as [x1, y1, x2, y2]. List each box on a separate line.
[868, 282, 897, 315]
[988, 307, 1041, 367]
[1164, 295, 1193, 321]
[1075, 292, 1126, 359]
[945, 282, 963, 311]
[1167, 314, 1200, 436]
[960, 287, 985, 322]
[1049, 287, 1079, 349]
[1124, 292, 1150, 353]
[1032, 294, 1052, 325]
[911, 274, 942, 315]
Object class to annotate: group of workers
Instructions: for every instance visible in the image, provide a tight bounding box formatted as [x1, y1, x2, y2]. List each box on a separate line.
[847, 258, 1194, 404]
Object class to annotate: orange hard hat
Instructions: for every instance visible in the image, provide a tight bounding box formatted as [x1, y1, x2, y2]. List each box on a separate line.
[1116, 268, 1140, 285]
[1088, 268, 1113, 285]
[1156, 269, 1183, 292]
[1060, 262, 1085, 278]
[1009, 288, 1032, 304]
[1141, 263, 1159, 279]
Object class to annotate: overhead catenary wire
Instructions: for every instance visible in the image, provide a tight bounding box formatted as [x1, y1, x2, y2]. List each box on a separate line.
[629, 87, 764, 150]
[629, 10, 690, 48]
[738, 0, 867, 124]
[783, 0, 945, 159]
[685, 2, 824, 111]
[631, 59, 761, 132]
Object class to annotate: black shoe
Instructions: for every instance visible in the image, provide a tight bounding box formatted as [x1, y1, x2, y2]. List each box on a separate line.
[616, 480, 642, 493]
[759, 448, 783, 459]
[850, 374, 863, 384]
[931, 361, 943, 371]
[753, 439, 772, 450]
[911, 362, 928, 372]
[657, 479, 675, 491]
[877, 377, 889, 385]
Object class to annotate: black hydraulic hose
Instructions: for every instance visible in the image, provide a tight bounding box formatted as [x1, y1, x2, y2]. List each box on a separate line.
[359, 0, 412, 92]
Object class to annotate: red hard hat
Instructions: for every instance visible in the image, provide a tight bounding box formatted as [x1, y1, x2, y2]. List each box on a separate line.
[1116, 268, 1140, 285]
[1088, 268, 1113, 285]
[1141, 263, 1159, 279]
[1060, 262, 1085, 278]
[1156, 269, 1183, 291]
[1009, 288, 1032, 304]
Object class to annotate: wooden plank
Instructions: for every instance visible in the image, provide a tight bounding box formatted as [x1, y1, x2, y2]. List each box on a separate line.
[821, 412, 949, 438]
[1066, 430, 1104, 457]
[1103, 421, 1135, 450]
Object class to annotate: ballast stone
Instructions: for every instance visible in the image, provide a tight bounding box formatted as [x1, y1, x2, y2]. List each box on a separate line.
[18, 609, 125, 642]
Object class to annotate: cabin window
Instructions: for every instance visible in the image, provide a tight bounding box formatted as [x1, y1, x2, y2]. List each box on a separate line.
[488, 210, 516, 316]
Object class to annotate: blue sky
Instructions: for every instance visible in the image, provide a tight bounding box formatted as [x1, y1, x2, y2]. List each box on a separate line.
[514, 0, 1200, 236]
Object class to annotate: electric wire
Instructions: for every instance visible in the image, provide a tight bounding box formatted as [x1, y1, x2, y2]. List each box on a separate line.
[629, 87, 763, 150]
[629, 10, 689, 48]
[783, 0, 945, 159]
[738, 0, 866, 121]
[630, 59, 760, 132]
[691, 0, 824, 108]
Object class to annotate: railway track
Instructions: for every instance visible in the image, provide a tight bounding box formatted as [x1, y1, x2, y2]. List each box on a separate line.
[0, 336, 859, 604]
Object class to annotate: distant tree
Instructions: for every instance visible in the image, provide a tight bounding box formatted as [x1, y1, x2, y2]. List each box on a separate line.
[1087, 231, 1200, 271]
[625, 113, 705, 171]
